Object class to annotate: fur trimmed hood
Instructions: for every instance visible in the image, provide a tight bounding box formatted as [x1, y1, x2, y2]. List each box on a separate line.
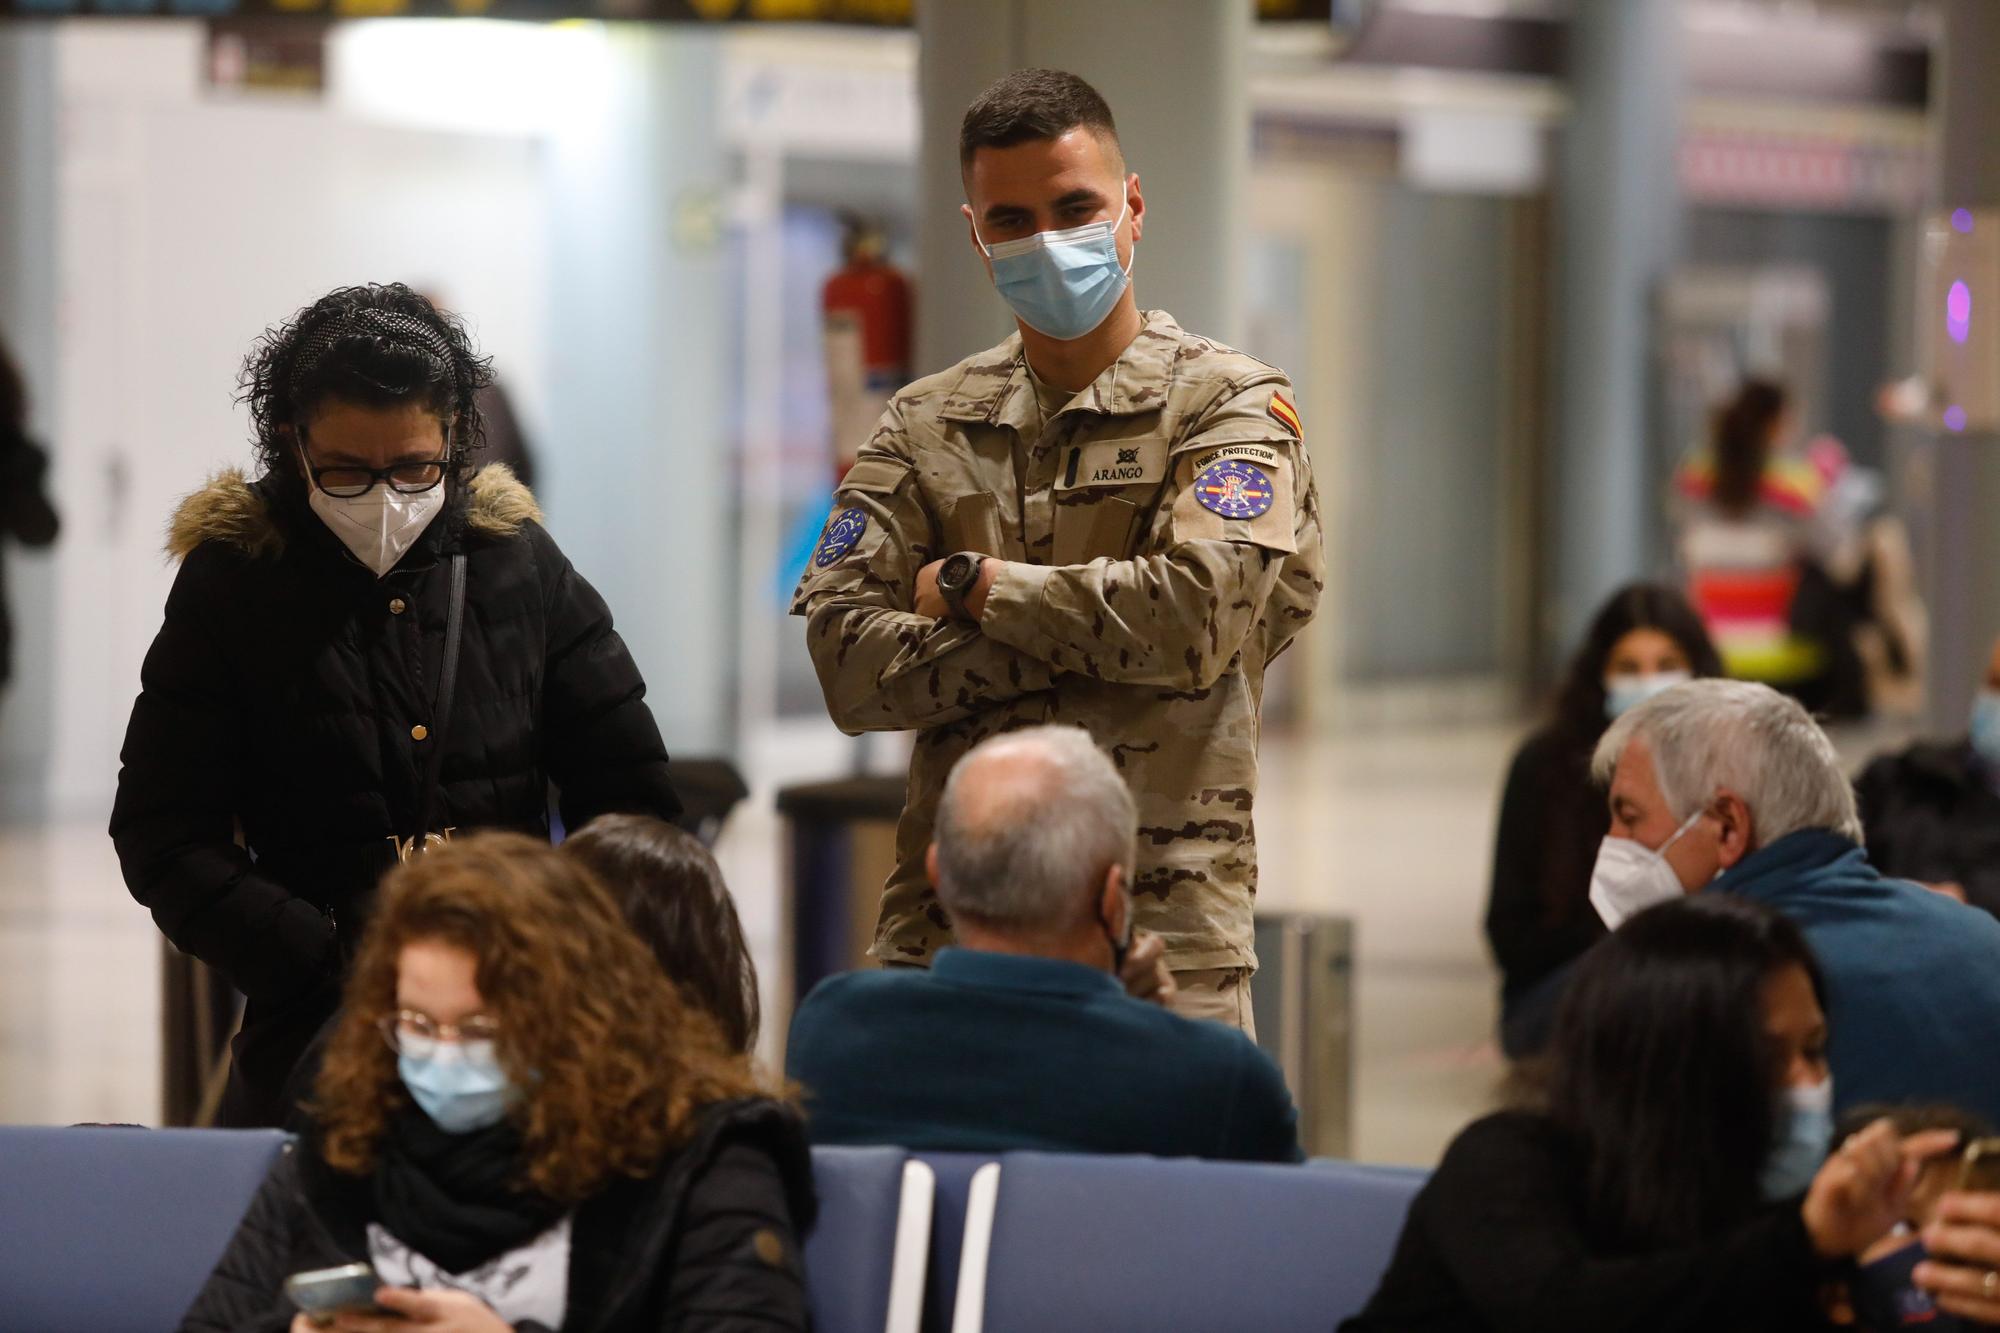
[166, 463, 542, 562]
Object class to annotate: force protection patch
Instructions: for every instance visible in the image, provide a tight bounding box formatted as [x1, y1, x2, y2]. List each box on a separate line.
[814, 507, 869, 567]
[1191, 459, 1276, 520]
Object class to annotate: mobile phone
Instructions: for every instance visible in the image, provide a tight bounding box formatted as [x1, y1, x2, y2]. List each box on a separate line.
[283, 1263, 393, 1322]
[1958, 1137, 2000, 1193]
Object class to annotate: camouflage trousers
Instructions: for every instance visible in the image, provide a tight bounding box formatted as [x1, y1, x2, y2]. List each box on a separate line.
[1168, 967, 1256, 1039]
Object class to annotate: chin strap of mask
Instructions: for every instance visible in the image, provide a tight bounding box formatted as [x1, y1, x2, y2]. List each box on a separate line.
[1102, 908, 1132, 977]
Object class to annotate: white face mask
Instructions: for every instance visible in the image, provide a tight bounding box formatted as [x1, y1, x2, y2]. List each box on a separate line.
[308, 482, 446, 578]
[1588, 806, 1706, 930]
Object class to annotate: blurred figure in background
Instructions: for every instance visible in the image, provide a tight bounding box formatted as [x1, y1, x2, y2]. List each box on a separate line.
[1855, 635, 2000, 916]
[1592, 679, 2000, 1123]
[0, 333, 60, 707]
[562, 813, 762, 1055]
[182, 834, 809, 1333]
[111, 283, 680, 1128]
[1673, 379, 1874, 718]
[1347, 895, 1958, 1332]
[420, 289, 537, 490]
[1485, 583, 1721, 1058]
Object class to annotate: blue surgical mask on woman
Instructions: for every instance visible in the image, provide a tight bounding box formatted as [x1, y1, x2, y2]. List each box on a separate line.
[1604, 669, 1692, 721]
[976, 201, 1135, 341]
[1760, 1076, 1834, 1201]
[1970, 689, 2000, 771]
[400, 1040, 514, 1135]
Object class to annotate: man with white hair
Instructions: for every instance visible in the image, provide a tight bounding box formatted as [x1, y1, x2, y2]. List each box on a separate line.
[785, 724, 1301, 1160]
[1591, 678, 2000, 1123]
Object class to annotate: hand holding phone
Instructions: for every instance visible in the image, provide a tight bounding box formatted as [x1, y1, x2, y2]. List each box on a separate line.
[1958, 1138, 2000, 1194]
[283, 1263, 396, 1326]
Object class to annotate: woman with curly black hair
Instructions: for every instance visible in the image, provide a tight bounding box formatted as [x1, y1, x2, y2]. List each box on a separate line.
[111, 283, 681, 1127]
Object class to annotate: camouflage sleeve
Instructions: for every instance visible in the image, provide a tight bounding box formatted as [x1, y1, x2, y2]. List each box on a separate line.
[790, 410, 1061, 735]
[978, 378, 1321, 690]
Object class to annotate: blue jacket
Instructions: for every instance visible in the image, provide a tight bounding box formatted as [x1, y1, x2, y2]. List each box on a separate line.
[1714, 829, 2000, 1124]
[785, 948, 1303, 1162]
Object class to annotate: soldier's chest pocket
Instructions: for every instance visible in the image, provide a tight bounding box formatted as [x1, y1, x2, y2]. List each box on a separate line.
[1051, 438, 1167, 565]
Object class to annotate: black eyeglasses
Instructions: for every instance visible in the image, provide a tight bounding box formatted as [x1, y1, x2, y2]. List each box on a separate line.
[299, 427, 451, 499]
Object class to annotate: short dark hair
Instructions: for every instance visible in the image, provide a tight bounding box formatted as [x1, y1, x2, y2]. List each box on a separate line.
[236, 282, 492, 476]
[562, 814, 762, 1054]
[1545, 893, 1824, 1250]
[959, 68, 1120, 173]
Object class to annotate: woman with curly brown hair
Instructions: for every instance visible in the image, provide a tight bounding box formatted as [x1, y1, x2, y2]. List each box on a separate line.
[110, 283, 680, 1128]
[180, 832, 812, 1333]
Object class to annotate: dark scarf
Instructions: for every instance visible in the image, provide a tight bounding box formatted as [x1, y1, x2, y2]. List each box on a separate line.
[372, 1108, 566, 1275]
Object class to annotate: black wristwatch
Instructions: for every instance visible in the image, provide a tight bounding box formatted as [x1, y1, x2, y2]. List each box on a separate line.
[936, 551, 987, 621]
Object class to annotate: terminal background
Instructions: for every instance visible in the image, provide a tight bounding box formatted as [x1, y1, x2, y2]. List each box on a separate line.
[0, 4, 1957, 1164]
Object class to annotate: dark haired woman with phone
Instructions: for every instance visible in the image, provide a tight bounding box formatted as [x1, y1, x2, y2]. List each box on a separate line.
[180, 832, 812, 1333]
[110, 284, 680, 1128]
[1485, 582, 1722, 1058]
[1346, 894, 1960, 1332]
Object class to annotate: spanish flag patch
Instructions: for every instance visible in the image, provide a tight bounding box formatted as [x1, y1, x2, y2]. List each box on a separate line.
[1267, 391, 1302, 438]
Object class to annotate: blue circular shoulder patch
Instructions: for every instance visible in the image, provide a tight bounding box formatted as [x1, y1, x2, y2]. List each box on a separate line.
[1192, 459, 1276, 520]
[813, 507, 869, 568]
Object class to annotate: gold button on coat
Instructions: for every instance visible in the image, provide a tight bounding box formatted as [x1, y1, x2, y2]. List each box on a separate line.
[411, 724, 429, 741]
[389, 598, 407, 614]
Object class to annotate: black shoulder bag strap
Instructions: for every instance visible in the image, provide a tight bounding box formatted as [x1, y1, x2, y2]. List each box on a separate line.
[409, 552, 467, 854]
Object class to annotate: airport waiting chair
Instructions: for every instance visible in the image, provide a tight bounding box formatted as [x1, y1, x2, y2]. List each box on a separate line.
[807, 1145, 935, 1333]
[910, 1151, 1000, 1332]
[0, 1125, 289, 1333]
[951, 1153, 1428, 1333]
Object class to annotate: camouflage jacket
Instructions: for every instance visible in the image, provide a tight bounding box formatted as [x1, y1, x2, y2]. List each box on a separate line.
[790, 310, 1324, 971]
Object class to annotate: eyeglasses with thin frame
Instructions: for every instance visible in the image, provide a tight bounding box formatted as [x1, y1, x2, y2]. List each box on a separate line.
[298, 425, 451, 499]
[377, 1008, 500, 1058]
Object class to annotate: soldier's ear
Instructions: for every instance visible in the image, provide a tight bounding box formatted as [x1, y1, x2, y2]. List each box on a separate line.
[925, 842, 942, 889]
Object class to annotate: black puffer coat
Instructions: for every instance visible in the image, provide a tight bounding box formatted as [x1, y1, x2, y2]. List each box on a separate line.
[180, 1098, 816, 1333]
[111, 464, 680, 1121]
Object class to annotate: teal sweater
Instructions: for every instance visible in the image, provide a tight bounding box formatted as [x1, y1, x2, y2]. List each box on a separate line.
[1716, 829, 2000, 1124]
[785, 948, 1303, 1162]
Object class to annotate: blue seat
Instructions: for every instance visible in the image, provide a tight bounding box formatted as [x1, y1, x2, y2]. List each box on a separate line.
[951, 1153, 1427, 1333]
[0, 1125, 290, 1333]
[911, 1152, 999, 1332]
[807, 1145, 934, 1333]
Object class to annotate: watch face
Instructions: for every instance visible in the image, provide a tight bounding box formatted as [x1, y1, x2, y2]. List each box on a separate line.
[942, 554, 972, 590]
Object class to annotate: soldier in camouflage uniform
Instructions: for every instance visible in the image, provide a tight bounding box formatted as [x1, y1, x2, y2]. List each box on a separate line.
[790, 69, 1323, 1033]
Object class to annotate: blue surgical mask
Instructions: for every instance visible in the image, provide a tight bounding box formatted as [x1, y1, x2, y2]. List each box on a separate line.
[399, 1040, 514, 1135]
[1760, 1076, 1834, 1201]
[977, 201, 1134, 341]
[1971, 689, 2000, 770]
[1604, 669, 1692, 721]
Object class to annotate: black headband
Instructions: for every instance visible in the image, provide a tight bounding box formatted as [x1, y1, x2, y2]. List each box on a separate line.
[286, 309, 459, 403]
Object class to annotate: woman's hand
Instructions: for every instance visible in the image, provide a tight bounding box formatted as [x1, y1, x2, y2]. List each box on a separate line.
[1802, 1120, 1962, 1258]
[316, 1287, 512, 1332]
[1916, 1191, 2000, 1321]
